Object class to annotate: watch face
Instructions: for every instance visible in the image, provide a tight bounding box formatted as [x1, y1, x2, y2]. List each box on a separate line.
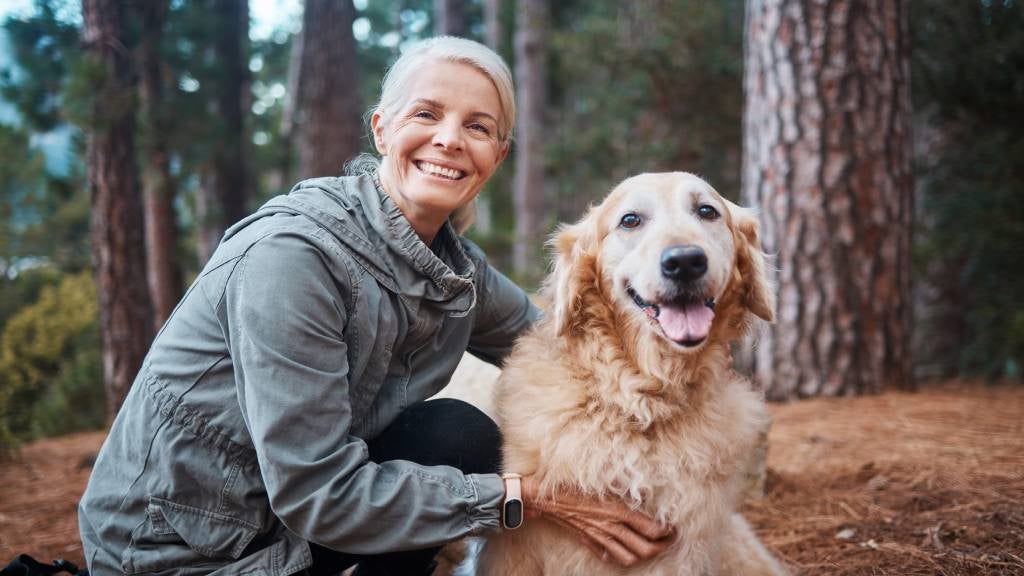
[504, 499, 523, 529]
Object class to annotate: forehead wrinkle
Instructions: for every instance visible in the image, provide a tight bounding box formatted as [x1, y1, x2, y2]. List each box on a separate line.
[409, 97, 443, 110]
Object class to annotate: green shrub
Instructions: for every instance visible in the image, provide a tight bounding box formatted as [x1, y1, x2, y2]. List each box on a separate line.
[0, 271, 103, 454]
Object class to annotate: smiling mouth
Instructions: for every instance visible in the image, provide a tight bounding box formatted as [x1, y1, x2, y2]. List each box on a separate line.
[626, 285, 716, 348]
[415, 160, 466, 180]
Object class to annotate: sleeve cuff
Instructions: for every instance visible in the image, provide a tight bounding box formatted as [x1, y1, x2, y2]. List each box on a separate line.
[465, 473, 504, 534]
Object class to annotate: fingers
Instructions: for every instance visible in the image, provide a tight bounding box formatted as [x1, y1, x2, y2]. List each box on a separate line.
[599, 499, 675, 541]
[585, 496, 671, 541]
[548, 515, 604, 558]
[549, 514, 639, 567]
[576, 511, 672, 566]
[596, 515, 672, 560]
[518, 476, 676, 568]
[588, 525, 640, 566]
[564, 496, 675, 545]
[546, 501, 673, 567]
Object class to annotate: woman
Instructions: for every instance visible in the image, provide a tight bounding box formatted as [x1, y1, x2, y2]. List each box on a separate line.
[78, 37, 672, 575]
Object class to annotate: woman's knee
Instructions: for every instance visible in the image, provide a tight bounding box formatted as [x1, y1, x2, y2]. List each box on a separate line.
[368, 399, 502, 474]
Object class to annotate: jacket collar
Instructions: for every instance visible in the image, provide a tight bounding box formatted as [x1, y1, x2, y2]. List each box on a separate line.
[225, 175, 477, 315]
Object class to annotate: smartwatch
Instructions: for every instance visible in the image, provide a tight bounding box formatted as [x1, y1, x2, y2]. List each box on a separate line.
[501, 473, 524, 530]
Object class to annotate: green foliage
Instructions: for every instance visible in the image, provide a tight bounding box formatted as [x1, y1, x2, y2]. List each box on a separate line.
[0, 271, 103, 454]
[27, 325, 104, 439]
[0, 123, 48, 275]
[912, 0, 1024, 379]
[546, 0, 744, 220]
[0, 2, 90, 276]
[0, 0, 80, 132]
[0, 121, 87, 329]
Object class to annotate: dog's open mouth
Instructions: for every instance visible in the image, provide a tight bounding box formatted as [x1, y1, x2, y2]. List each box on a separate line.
[627, 286, 716, 348]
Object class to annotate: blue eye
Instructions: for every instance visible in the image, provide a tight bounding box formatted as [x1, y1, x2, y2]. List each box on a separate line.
[469, 123, 491, 135]
[697, 205, 720, 220]
[620, 212, 642, 229]
[414, 110, 436, 120]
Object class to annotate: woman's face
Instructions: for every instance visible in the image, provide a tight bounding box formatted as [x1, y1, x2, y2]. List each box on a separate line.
[372, 60, 509, 230]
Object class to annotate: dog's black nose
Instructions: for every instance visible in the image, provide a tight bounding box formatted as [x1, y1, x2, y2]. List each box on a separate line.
[661, 245, 707, 282]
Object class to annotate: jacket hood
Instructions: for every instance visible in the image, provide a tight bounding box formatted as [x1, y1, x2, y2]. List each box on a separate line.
[223, 175, 478, 314]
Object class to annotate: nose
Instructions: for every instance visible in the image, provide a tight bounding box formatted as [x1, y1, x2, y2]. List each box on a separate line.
[661, 245, 707, 282]
[433, 120, 463, 151]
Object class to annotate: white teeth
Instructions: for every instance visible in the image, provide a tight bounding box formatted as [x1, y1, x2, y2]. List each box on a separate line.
[418, 161, 464, 180]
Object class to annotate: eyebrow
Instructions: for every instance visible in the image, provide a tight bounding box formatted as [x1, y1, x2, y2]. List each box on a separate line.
[410, 98, 499, 125]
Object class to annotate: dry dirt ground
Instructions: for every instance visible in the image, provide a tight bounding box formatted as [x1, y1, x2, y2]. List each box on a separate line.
[1, 380, 1021, 575]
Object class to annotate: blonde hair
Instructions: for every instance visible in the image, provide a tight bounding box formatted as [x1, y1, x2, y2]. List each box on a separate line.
[349, 36, 515, 234]
[375, 36, 515, 143]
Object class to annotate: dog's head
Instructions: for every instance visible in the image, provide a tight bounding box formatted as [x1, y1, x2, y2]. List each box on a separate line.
[548, 172, 774, 353]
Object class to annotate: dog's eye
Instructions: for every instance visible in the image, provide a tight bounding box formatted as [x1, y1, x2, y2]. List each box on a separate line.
[697, 205, 720, 220]
[619, 213, 642, 229]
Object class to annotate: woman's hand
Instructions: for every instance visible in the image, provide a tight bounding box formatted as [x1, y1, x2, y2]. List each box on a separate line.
[519, 475, 676, 567]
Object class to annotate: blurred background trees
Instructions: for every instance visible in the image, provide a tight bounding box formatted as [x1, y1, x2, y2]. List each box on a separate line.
[294, 0, 362, 180]
[0, 0, 1020, 451]
[911, 0, 1024, 381]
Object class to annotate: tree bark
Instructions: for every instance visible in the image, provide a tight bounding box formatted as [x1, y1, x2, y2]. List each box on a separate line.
[743, 0, 914, 399]
[138, 0, 183, 330]
[484, 0, 501, 49]
[82, 0, 154, 417]
[295, 0, 362, 180]
[196, 0, 249, 264]
[435, 0, 467, 37]
[513, 0, 547, 277]
[272, 27, 303, 192]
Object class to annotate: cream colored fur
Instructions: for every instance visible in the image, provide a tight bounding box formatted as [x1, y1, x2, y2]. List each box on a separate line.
[477, 173, 788, 575]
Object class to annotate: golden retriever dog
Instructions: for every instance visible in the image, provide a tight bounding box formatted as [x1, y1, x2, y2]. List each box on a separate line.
[477, 173, 788, 575]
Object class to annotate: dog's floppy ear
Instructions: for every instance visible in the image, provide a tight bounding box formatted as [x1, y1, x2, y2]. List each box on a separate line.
[729, 202, 775, 322]
[547, 217, 597, 337]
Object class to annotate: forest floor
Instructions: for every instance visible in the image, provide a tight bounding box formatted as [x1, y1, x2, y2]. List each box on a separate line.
[0, 380, 1022, 575]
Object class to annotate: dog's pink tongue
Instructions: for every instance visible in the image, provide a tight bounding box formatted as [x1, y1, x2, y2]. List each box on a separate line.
[658, 302, 714, 342]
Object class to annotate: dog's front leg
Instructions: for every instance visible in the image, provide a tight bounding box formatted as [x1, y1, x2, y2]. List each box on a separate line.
[476, 528, 545, 576]
[717, 513, 789, 576]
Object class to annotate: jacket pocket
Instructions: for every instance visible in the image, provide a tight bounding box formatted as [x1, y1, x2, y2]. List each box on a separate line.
[122, 496, 260, 574]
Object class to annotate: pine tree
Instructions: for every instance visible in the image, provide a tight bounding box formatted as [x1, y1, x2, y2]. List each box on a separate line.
[295, 0, 362, 179]
[743, 0, 914, 398]
[82, 0, 154, 415]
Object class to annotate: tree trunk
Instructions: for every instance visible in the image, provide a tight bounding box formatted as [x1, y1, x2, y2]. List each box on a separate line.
[196, 0, 249, 264]
[742, 0, 914, 399]
[484, 0, 501, 49]
[269, 27, 303, 193]
[295, 0, 362, 180]
[513, 0, 547, 278]
[434, 0, 467, 36]
[138, 0, 183, 330]
[82, 0, 154, 417]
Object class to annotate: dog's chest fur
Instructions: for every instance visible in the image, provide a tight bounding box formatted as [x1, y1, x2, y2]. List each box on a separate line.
[497, 339, 767, 527]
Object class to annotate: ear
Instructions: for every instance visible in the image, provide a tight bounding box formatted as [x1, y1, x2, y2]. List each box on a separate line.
[729, 202, 775, 322]
[371, 112, 387, 155]
[546, 218, 597, 337]
[496, 140, 510, 166]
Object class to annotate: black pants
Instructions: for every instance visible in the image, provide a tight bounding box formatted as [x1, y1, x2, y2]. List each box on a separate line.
[306, 398, 503, 576]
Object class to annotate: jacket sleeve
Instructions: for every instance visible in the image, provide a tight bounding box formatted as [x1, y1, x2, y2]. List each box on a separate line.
[226, 231, 504, 554]
[466, 252, 542, 367]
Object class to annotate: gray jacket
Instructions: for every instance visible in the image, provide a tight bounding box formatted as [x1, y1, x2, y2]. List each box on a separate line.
[78, 175, 539, 575]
